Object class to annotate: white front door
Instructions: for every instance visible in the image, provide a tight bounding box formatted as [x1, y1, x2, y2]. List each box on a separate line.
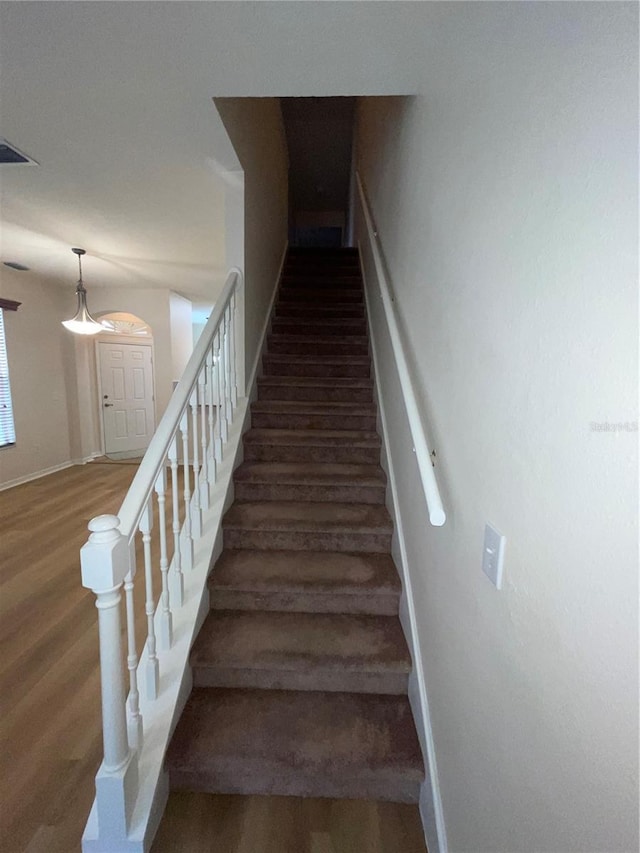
[99, 341, 155, 456]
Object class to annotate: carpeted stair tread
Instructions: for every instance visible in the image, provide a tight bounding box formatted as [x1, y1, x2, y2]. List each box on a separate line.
[258, 376, 373, 390]
[262, 354, 371, 378]
[272, 319, 367, 336]
[233, 461, 386, 504]
[252, 400, 375, 415]
[244, 428, 380, 448]
[279, 287, 364, 303]
[275, 303, 366, 317]
[234, 461, 385, 487]
[190, 610, 411, 692]
[268, 333, 369, 346]
[166, 688, 423, 802]
[250, 400, 377, 432]
[223, 501, 393, 535]
[267, 335, 369, 357]
[209, 549, 401, 600]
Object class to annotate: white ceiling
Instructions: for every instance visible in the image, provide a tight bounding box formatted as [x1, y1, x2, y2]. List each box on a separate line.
[0, 1, 430, 299]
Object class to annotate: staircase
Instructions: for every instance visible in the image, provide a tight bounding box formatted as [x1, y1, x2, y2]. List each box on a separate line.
[166, 247, 424, 803]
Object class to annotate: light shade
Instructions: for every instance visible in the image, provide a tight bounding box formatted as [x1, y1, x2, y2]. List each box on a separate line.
[62, 247, 105, 335]
[62, 289, 104, 335]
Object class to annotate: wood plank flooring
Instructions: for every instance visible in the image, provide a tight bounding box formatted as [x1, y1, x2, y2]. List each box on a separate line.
[0, 463, 427, 853]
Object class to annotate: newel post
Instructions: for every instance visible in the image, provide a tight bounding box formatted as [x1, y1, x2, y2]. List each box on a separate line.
[81, 514, 139, 841]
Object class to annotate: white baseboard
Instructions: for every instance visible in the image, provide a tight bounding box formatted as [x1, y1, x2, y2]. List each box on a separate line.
[359, 242, 448, 853]
[0, 452, 104, 492]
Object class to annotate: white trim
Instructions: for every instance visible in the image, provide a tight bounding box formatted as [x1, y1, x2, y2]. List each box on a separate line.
[246, 240, 288, 397]
[0, 460, 76, 491]
[0, 452, 107, 491]
[359, 242, 448, 853]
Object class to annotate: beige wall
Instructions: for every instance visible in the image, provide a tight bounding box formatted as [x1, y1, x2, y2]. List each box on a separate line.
[169, 291, 194, 382]
[355, 4, 638, 853]
[214, 98, 289, 385]
[0, 269, 75, 486]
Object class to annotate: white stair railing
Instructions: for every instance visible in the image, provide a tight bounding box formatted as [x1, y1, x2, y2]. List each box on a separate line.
[79, 268, 243, 845]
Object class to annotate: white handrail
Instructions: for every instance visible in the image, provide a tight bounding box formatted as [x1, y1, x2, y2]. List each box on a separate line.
[356, 172, 446, 527]
[117, 268, 242, 539]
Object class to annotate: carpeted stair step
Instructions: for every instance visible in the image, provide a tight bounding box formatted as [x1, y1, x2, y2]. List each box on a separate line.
[233, 461, 386, 504]
[190, 610, 411, 694]
[262, 353, 371, 379]
[251, 400, 376, 430]
[208, 549, 402, 615]
[279, 287, 363, 304]
[258, 375, 374, 403]
[272, 317, 367, 336]
[275, 302, 365, 319]
[268, 334, 369, 357]
[282, 276, 362, 290]
[223, 500, 393, 552]
[243, 428, 381, 464]
[166, 687, 424, 802]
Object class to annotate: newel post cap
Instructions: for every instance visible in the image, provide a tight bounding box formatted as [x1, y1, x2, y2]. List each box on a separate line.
[81, 514, 130, 592]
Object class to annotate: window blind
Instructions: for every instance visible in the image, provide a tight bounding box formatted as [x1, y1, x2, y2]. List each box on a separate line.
[0, 309, 16, 447]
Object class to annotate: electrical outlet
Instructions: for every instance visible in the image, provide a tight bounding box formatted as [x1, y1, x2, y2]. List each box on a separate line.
[482, 523, 506, 589]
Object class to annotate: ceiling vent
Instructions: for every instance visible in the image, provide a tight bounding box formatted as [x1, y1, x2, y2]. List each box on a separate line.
[0, 139, 38, 165]
[3, 261, 30, 271]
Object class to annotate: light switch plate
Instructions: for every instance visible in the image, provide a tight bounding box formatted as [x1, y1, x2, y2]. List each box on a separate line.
[482, 523, 506, 589]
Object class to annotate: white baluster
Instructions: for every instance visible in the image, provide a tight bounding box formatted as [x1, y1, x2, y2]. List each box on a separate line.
[80, 515, 138, 840]
[220, 311, 229, 443]
[198, 368, 210, 511]
[206, 347, 217, 486]
[230, 289, 238, 409]
[190, 388, 202, 539]
[154, 467, 173, 651]
[168, 436, 184, 607]
[139, 502, 159, 700]
[180, 411, 194, 571]
[124, 541, 143, 750]
[214, 330, 224, 462]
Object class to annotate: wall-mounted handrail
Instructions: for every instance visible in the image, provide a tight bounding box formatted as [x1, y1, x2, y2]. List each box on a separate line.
[355, 172, 446, 527]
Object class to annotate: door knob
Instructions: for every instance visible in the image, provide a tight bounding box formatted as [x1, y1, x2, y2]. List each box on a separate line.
[104, 403, 114, 407]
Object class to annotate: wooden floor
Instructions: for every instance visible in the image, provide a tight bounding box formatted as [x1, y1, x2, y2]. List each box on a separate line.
[0, 463, 427, 853]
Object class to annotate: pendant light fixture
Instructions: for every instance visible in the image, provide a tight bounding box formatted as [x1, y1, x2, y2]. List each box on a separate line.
[62, 248, 104, 335]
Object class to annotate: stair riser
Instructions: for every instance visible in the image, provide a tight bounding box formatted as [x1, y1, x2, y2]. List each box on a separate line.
[169, 769, 420, 804]
[234, 481, 385, 505]
[282, 278, 363, 290]
[223, 528, 392, 553]
[258, 385, 373, 404]
[251, 411, 377, 430]
[284, 264, 360, 272]
[279, 289, 363, 304]
[192, 667, 408, 695]
[268, 338, 369, 356]
[276, 304, 365, 319]
[263, 360, 370, 378]
[209, 588, 400, 616]
[272, 320, 367, 336]
[244, 444, 381, 464]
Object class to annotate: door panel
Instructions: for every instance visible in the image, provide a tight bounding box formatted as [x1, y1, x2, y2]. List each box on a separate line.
[99, 342, 155, 455]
